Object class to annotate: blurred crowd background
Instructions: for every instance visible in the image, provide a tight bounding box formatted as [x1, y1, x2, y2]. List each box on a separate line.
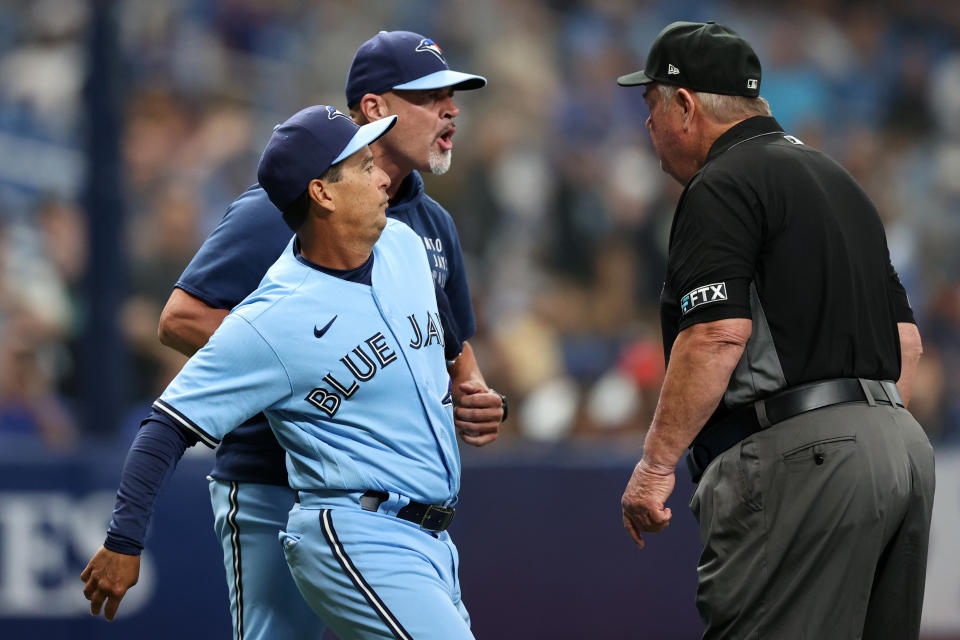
[1, 0, 959, 453]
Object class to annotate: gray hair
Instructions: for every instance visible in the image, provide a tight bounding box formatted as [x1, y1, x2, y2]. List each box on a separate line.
[657, 83, 771, 123]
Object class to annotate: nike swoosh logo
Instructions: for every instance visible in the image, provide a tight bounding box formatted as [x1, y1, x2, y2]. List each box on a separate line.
[314, 315, 337, 339]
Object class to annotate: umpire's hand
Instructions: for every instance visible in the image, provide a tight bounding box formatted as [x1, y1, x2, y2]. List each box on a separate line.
[621, 459, 675, 549]
[81, 546, 141, 621]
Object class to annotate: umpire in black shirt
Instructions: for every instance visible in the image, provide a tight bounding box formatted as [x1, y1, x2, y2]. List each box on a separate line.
[617, 21, 934, 640]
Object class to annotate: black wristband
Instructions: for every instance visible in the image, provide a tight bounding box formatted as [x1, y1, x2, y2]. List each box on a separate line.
[491, 389, 508, 423]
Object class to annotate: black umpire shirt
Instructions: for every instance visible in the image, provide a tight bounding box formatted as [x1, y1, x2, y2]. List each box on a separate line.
[659, 116, 915, 429]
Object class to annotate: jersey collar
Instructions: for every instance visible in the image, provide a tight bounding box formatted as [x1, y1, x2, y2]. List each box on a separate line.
[292, 237, 375, 285]
[705, 116, 784, 164]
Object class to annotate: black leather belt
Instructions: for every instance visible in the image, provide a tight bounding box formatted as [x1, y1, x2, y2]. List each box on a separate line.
[686, 378, 903, 483]
[360, 490, 455, 532]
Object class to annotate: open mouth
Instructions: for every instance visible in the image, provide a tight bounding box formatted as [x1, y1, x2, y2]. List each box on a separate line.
[436, 128, 455, 151]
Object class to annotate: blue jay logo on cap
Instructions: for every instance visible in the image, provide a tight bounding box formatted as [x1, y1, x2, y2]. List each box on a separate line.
[415, 38, 445, 62]
[326, 106, 351, 122]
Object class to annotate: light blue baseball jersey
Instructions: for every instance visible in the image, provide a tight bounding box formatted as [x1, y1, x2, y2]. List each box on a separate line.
[155, 219, 460, 505]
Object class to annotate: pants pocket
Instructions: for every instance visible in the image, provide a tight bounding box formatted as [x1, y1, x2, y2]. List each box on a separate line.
[736, 438, 763, 512]
[782, 435, 856, 466]
[279, 530, 302, 566]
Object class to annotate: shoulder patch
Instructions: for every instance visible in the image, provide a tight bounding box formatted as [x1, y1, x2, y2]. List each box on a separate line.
[680, 282, 728, 315]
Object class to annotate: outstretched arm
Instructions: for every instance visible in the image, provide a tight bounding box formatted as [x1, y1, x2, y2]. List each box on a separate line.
[80, 415, 195, 620]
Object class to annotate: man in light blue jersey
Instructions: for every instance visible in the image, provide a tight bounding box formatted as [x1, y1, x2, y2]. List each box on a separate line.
[156, 32, 500, 640]
[82, 107, 476, 639]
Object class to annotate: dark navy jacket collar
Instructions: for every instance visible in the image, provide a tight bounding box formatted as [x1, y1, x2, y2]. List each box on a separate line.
[387, 170, 425, 212]
[705, 116, 785, 164]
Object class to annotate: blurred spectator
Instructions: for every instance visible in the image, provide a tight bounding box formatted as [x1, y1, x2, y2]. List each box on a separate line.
[923, 282, 960, 441]
[123, 181, 196, 403]
[0, 316, 78, 451]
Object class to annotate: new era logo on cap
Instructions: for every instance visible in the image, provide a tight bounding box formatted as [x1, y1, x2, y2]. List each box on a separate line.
[415, 38, 445, 62]
[747, 78, 758, 89]
[668, 64, 680, 75]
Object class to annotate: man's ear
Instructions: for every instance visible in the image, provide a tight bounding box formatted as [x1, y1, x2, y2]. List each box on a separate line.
[676, 88, 697, 129]
[308, 178, 335, 214]
[359, 93, 390, 123]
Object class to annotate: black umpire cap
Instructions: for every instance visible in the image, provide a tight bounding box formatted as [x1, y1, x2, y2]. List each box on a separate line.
[617, 21, 762, 97]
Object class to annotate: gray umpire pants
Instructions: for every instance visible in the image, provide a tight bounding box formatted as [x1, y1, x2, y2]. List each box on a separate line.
[690, 402, 935, 640]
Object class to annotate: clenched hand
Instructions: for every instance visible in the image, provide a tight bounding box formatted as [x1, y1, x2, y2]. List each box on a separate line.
[453, 380, 502, 446]
[621, 459, 675, 548]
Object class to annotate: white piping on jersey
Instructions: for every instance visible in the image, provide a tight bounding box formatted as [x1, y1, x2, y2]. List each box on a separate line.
[153, 399, 218, 448]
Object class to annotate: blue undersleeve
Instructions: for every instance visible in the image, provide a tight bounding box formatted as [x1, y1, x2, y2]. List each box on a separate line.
[104, 411, 198, 555]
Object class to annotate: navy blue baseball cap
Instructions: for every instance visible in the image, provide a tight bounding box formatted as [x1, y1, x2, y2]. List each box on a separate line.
[257, 105, 397, 212]
[345, 30, 487, 107]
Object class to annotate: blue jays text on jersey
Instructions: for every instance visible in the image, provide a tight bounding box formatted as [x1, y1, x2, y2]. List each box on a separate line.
[173, 171, 474, 487]
[157, 220, 461, 505]
[305, 308, 449, 418]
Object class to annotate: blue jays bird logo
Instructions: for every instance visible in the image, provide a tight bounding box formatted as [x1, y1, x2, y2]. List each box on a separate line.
[415, 38, 445, 62]
[326, 106, 351, 122]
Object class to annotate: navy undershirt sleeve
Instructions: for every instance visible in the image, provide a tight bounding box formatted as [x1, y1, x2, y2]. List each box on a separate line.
[104, 411, 198, 555]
